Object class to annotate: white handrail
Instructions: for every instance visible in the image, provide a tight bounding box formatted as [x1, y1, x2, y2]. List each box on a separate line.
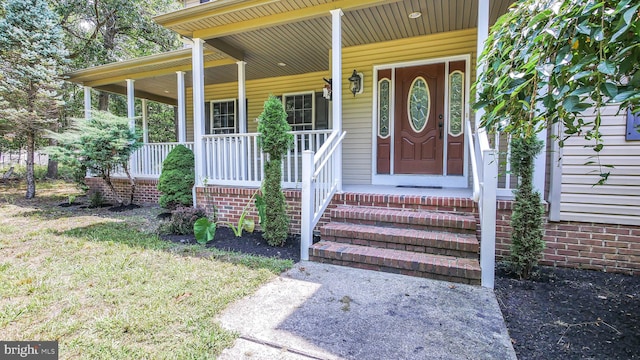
[466, 118, 481, 202]
[301, 130, 346, 261]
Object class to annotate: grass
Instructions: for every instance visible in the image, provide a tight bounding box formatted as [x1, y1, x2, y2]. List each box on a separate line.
[0, 180, 293, 359]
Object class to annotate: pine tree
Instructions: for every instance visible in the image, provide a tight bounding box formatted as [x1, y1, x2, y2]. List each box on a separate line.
[0, 0, 68, 199]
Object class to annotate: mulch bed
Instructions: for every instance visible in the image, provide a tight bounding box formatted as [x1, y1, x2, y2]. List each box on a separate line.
[161, 227, 301, 262]
[495, 266, 640, 359]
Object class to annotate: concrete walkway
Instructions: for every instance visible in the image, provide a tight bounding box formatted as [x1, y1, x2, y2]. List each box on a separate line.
[217, 261, 516, 360]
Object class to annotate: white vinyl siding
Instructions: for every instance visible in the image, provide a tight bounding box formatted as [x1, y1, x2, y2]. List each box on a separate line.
[560, 104, 640, 226]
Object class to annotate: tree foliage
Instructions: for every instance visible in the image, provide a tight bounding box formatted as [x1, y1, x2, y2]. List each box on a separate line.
[158, 145, 194, 209]
[474, 0, 640, 278]
[257, 96, 293, 246]
[0, 0, 68, 198]
[46, 111, 141, 205]
[475, 1, 640, 168]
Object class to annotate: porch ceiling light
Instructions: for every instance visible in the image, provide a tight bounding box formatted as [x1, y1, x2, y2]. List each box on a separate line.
[348, 69, 363, 97]
[277, 62, 287, 67]
[409, 11, 422, 19]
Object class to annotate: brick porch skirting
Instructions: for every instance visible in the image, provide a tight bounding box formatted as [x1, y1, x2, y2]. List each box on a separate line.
[496, 200, 640, 276]
[87, 179, 639, 275]
[85, 177, 161, 205]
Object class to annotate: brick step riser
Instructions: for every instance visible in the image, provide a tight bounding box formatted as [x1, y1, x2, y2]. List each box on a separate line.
[339, 204, 477, 215]
[321, 235, 479, 259]
[309, 255, 480, 285]
[329, 218, 477, 235]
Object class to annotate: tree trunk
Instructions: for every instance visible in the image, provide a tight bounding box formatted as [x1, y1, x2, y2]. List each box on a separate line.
[25, 129, 36, 199]
[98, 91, 109, 111]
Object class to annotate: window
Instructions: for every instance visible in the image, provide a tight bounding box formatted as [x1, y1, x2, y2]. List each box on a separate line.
[378, 78, 390, 138]
[283, 92, 314, 131]
[408, 77, 430, 132]
[627, 108, 640, 141]
[207, 99, 236, 134]
[448, 71, 464, 137]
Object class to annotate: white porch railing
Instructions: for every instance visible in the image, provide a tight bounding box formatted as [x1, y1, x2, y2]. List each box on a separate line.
[129, 142, 194, 178]
[300, 130, 347, 261]
[466, 118, 498, 289]
[202, 130, 332, 187]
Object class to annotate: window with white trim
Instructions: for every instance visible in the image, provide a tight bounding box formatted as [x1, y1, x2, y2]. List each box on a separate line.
[283, 92, 314, 131]
[209, 99, 236, 134]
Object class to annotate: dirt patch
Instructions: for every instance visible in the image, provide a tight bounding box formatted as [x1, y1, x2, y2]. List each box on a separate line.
[496, 266, 640, 359]
[161, 227, 300, 263]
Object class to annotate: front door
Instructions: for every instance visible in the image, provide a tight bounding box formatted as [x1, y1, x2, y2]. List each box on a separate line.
[394, 63, 445, 174]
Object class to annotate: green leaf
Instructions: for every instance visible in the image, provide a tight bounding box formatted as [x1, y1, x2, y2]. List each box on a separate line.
[613, 91, 637, 102]
[600, 82, 618, 98]
[563, 96, 580, 112]
[194, 218, 216, 245]
[597, 61, 616, 75]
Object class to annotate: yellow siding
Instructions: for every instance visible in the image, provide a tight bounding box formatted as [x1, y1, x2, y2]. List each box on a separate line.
[185, 71, 329, 140]
[560, 104, 640, 226]
[340, 28, 478, 184]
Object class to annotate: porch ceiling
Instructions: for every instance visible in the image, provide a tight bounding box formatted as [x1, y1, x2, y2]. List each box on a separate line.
[67, 0, 513, 105]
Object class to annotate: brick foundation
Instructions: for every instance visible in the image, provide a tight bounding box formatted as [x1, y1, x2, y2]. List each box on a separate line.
[87, 180, 639, 275]
[85, 177, 161, 205]
[496, 200, 640, 276]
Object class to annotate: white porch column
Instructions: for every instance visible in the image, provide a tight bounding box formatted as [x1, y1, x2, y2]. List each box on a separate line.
[192, 38, 206, 187]
[475, 0, 490, 130]
[176, 71, 187, 143]
[533, 128, 547, 195]
[126, 79, 137, 175]
[331, 8, 343, 192]
[548, 122, 562, 221]
[83, 86, 92, 119]
[141, 99, 149, 143]
[237, 61, 247, 133]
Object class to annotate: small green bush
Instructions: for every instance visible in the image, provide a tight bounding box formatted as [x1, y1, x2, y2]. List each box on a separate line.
[508, 136, 545, 279]
[158, 145, 195, 209]
[164, 206, 207, 235]
[89, 191, 105, 208]
[257, 96, 293, 246]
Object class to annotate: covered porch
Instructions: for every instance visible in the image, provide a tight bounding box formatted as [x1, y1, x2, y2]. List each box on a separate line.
[67, 0, 533, 287]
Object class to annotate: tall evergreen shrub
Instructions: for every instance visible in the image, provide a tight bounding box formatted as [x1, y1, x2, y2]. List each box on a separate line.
[157, 144, 194, 209]
[257, 96, 293, 246]
[508, 136, 545, 279]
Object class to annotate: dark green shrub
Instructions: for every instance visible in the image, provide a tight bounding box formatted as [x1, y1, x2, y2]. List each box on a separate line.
[257, 96, 293, 246]
[157, 145, 195, 209]
[508, 136, 545, 279]
[89, 191, 105, 208]
[164, 206, 207, 235]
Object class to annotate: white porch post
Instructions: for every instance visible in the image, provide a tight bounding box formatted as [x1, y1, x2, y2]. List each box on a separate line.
[192, 38, 206, 187]
[126, 79, 137, 175]
[331, 8, 343, 192]
[141, 99, 149, 143]
[533, 128, 547, 195]
[548, 122, 562, 221]
[83, 86, 92, 119]
[176, 71, 187, 143]
[237, 61, 247, 133]
[476, 0, 497, 289]
[475, 0, 490, 131]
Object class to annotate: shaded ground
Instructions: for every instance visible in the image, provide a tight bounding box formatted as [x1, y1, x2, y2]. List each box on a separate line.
[162, 228, 301, 263]
[495, 266, 640, 359]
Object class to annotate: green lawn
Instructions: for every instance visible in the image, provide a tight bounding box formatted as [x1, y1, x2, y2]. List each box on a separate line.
[0, 181, 290, 359]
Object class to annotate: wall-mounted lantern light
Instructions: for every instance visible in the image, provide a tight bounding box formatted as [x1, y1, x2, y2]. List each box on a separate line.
[348, 69, 363, 96]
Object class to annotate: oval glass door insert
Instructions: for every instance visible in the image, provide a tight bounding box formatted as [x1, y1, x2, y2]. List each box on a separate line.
[408, 77, 430, 132]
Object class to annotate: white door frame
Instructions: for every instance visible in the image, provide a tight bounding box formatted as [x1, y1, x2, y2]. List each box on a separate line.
[371, 54, 471, 188]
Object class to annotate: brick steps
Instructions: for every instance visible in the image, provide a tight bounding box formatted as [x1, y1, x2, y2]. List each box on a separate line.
[329, 206, 477, 234]
[321, 222, 478, 259]
[310, 203, 481, 284]
[309, 241, 481, 285]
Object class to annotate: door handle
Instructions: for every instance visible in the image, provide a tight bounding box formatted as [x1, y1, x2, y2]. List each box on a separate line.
[438, 120, 443, 139]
